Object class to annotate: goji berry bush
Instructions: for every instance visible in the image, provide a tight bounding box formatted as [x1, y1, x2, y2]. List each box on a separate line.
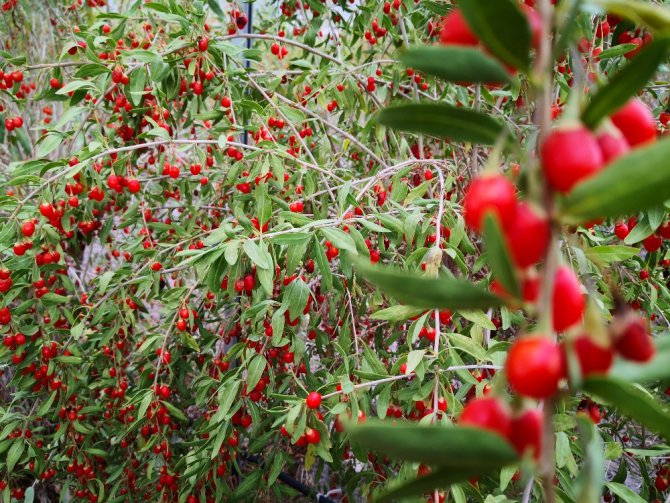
[2, 0, 670, 502]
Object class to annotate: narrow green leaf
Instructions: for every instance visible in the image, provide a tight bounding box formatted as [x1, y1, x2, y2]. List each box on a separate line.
[7, 441, 23, 473]
[320, 227, 357, 254]
[377, 104, 505, 145]
[583, 375, 670, 441]
[246, 354, 267, 392]
[582, 38, 670, 129]
[584, 245, 639, 264]
[561, 137, 670, 223]
[283, 279, 310, 320]
[607, 482, 647, 503]
[483, 214, 520, 297]
[399, 46, 511, 84]
[459, 0, 531, 71]
[347, 421, 519, 468]
[37, 132, 64, 157]
[370, 305, 426, 321]
[352, 256, 502, 310]
[243, 240, 270, 269]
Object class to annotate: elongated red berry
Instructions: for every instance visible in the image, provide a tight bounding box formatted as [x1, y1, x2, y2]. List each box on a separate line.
[510, 409, 543, 459]
[504, 202, 550, 268]
[506, 336, 564, 399]
[552, 266, 585, 332]
[459, 396, 512, 439]
[541, 125, 604, 193]
[439, 9, 479, 46]
[570, 334, 614, 376]
[463, 174, 517, 232]
[596, 129, 630, 164]
[610, 98, 656, 147]
[612, 313, 655, 362]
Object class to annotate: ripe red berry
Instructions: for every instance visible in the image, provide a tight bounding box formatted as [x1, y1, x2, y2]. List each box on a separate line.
[612, 313, 655, 362]
[503, 202, 549, 268]
[306, 392, 322, 409]
[614, 222, 629, 240]
[506, 336, 564, 399]
[610, 98, 656, 147]
[198, 36, 209, 52]
[463, 174, 517, 232]
[643, 234, 662, 253]
[459, 396, 512, 439]
[541, 125, 604, 193]
[127, 179, 141, 193]
[552, 266, 585, 332]
[510, 409, 543, 459]
[439, 9, 478, 46]
[570, 334, 614, 377]
[21, 221, 35, 237]
[596, 129, 630, 164]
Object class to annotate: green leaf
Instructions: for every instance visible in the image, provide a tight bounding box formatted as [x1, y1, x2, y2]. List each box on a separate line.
[370, 305, 426, 321]
[609, 336, 670, 383]
[582, 38, 670, 129]
[376, 466, 490, 503]
[37, 132, 64, 157]
[347, 421, 519, 468]
[243, 240, 270, 269]
[128, 67, 147, 107]
[607, 482, 647, 503]
[377, 104, 505, 146]
[7, 441, 23, 473]
[483, 214, 520, 298]
[320, 227, 357, 254]
[583, 375, 670, 441]
[561, 137, 670, 223]
[283, 279, 310, 320]
[459, 0, 531, 71]
[352, 256, 502, 310]
[246, 354, 266, 392]
[398, 46, 511, 84]
[584, 245, 639, 264]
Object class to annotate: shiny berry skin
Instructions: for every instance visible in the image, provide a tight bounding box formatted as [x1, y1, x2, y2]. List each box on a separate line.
[510, 409, 543, 459]
[439, 9, 478, 46]
[552, 266, 585, 332]
[613, 314, 655, 362]
[643, 234, 662, 253]
[571, 334, 614, 377]
[21, 221, 35, 237]
[305, 427, 320, 444]
[614, 222, 629, 240]
[541, 126, 604, 193]
[463, 175, 517, 232]
[610, 98, 656, 147]
[306, 392, 322, 409]
[596, 130, 630, 164]
[459, 396, 512, 439]
[506, 336, 564, 399]
[504, 202, 549, 268]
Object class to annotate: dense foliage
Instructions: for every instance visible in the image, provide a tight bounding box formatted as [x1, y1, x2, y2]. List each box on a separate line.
[2, 0, 670, 502]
